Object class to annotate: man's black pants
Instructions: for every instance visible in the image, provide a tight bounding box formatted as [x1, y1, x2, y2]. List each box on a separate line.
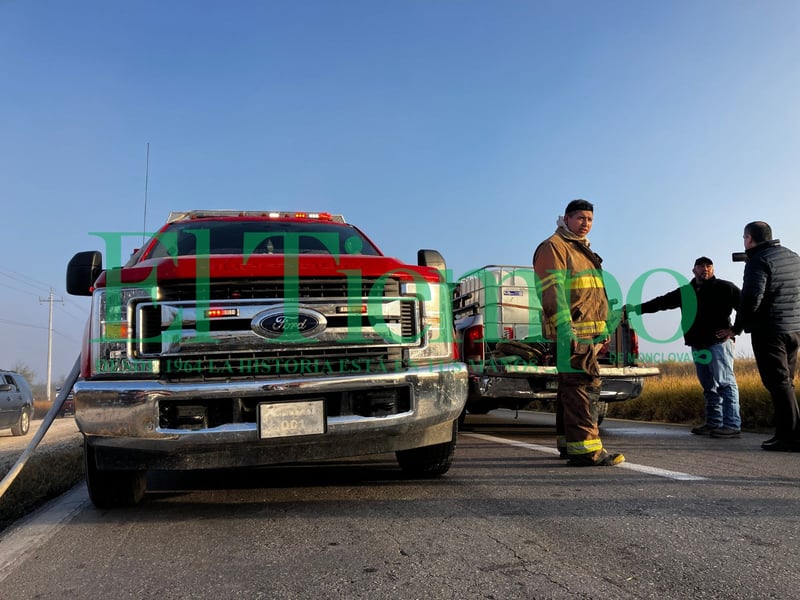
[751, 331, 800, 441]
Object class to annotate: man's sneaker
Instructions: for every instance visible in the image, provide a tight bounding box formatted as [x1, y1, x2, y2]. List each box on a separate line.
[567, 451, 625, 467]
[558, 449, 569, 459]
[711, 427, 741, 438]
[690, 424, 715, 436]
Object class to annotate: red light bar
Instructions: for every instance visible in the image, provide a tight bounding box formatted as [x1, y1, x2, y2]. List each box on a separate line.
[206, 308, 239, 318]
[168, 211, 345, 223]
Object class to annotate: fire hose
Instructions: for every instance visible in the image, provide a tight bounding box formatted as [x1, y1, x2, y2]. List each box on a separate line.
[0, 356, 81, 499]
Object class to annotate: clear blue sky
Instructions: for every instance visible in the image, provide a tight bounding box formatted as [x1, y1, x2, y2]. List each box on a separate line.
[2, 1, 799, 384]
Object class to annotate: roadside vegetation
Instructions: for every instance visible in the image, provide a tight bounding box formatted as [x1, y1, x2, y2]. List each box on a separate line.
[607, 358, 792, 431]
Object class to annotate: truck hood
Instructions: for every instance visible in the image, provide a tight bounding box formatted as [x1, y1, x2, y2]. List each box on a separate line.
[94, 254, 444, 287]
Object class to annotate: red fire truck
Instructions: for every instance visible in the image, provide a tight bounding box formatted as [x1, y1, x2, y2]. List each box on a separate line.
[67, 210, 467, 507]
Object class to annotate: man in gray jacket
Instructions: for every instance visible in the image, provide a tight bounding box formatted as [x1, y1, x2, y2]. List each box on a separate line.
[720, 221, 800, 451]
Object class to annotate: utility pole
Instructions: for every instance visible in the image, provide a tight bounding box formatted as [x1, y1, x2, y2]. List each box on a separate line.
[39, 288, 63, 403]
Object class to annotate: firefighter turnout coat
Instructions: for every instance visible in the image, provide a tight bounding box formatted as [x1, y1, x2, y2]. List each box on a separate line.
[533, 226, 609, 346]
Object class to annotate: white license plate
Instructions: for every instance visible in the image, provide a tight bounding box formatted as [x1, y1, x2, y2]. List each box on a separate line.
[258, 400, 326, 439]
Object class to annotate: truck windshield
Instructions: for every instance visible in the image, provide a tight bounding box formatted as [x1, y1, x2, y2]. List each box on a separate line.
[143, 220, 382, 259]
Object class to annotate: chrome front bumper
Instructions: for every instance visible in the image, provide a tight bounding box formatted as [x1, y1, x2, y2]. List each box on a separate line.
[74, 363, 468, 470]
[474, 374, 647, 402]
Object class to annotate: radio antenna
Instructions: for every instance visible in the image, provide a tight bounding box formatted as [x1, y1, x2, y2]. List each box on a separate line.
[142, 142, 150, 246]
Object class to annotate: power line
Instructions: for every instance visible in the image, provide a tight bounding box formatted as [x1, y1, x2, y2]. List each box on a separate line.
[0, 268, 89, 322]
[0, 318, 48, 331]
[0, 281, 42, 298]
[52, 329, 81, 344]
[0, 266, 51, 293]
[56, 303, 89, 324]
[0, 319, 80, 344]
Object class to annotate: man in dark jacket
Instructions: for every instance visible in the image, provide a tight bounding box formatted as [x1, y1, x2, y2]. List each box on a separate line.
[629, 257, 741, 437]
[720, 221, 800, 451]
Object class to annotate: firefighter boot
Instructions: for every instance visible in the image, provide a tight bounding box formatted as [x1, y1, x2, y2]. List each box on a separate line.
[567, 450, 625, 467]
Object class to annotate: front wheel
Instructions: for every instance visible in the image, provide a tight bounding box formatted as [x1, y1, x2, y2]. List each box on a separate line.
[11, 408, 31, 436]
[396, 421, 458, 477]
[84, 441, 146, 508]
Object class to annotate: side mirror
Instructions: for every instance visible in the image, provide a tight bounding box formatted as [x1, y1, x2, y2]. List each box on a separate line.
[417, 249, 447, 278]
[67, 251, 103, 296]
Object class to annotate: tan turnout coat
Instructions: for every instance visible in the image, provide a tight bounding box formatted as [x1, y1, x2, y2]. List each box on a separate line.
[533, 227, 609, 342]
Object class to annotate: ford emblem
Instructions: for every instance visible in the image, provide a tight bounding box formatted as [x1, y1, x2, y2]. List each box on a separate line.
[251, 307, 327, 340]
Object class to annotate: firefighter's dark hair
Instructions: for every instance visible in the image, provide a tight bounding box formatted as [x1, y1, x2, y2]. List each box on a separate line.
[565, 199, 594, 215]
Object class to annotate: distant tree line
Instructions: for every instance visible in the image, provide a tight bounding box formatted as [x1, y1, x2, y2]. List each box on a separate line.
[2, 362, 68, 402]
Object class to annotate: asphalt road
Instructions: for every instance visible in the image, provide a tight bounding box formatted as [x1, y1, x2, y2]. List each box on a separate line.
[1, 411, 799, 599]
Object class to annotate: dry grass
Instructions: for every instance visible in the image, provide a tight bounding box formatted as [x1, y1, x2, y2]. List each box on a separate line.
[607, 358, 794, 431]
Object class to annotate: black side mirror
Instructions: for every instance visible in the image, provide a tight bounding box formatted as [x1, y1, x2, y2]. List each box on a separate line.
[67, 251, 103, 296]
[417, 249, 447, 277]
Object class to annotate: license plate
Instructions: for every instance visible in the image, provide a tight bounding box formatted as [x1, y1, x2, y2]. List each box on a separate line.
[258, 400, 326, 439]
[546, 380, 559, 390]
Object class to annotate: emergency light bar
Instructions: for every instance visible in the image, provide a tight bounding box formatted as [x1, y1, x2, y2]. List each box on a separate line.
[167, 210, 346, 223]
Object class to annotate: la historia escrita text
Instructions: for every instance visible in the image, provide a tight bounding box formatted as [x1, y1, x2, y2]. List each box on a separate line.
[94, 356, 453, 375]
[94, 348, 711, 376]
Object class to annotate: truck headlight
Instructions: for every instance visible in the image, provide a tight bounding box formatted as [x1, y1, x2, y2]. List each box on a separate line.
[89, 287, 158, 376]
[402, 282, 455, 365]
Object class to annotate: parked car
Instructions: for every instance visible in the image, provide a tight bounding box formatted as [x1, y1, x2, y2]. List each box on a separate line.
[59, 391, 75, 417]
[0, 370, 34, 436]
[54, 385, 75, 417]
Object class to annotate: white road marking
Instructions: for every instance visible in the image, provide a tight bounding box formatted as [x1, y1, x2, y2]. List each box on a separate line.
[0, 484, 89, 583]
[464, 432, 707, 481]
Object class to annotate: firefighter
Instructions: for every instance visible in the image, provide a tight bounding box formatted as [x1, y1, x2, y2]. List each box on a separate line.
[533, 199, 625, 466]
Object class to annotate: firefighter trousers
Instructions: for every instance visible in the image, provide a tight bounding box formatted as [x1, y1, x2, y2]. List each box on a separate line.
[555, 341, 605, 461]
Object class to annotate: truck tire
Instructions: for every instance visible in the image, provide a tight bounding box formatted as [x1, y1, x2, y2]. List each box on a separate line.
[84, 441, 146, 508]
[396, 421, 457, 477]
[10, 408, 31, 436]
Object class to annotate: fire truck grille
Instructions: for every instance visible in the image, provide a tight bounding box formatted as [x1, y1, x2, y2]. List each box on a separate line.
[158, 278, 400, 300]
[132, 277, 419, 381]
